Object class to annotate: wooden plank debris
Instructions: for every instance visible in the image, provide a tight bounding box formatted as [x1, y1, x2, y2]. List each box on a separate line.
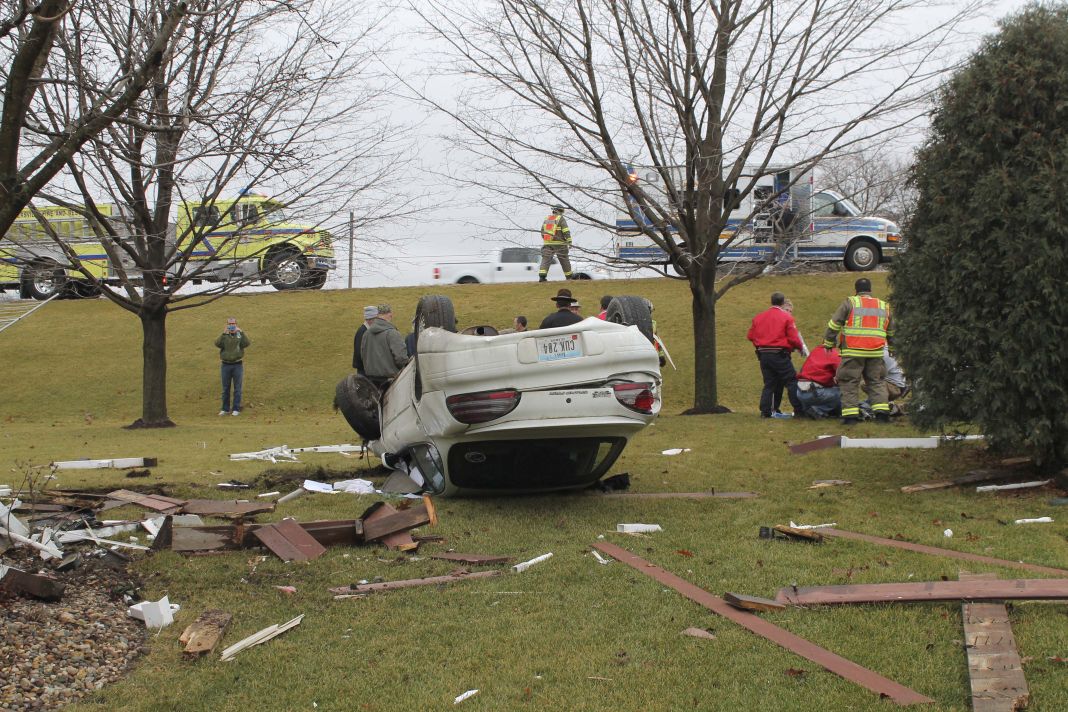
[959, 574, 1030, 712]
[361, 504, 431, 542]
[789, 436, 842, 456]
[774, 525, 824, 543]
[0, 565, 65, 601]
[156, 517, 365, 553]
[901, 462, 1034, 494]
[219, 614, 304, 661]
[593, 542, 933, 706]
[595, 491, 759, 499]
[180, 609, 233, 657]
[360, 503, 417, 551]
[723, 592, 787, 612]
[430, 553, 513, 565]
[180, 499, 275, 518]
[775, 578, 1068, 606]
[53, 457, 158, 470]
[104, 489, 186, 512]
[821, 528, 1068, 576]
[253, 519, 327, 562]
[681, 627, 716, 640]
[329, 569, 501, 595]
[809, 479, 852, 489]
[976, 480, 1051, 493]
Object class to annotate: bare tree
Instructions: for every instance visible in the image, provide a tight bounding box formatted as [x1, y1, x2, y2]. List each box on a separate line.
[0, 0, 186, 235]
[8, 0, 414, 427]
[818, 147, 917, 227]
[421, 0, 980, 412]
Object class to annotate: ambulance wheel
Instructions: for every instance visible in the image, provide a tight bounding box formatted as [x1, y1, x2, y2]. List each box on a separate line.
[266, 249, 308, 290]
[845, 240, 879, 271]
[606, 296, 654, 343]
[71, 281, 102, 299]
[22, 262, 66, 301]
[302, 269, 328, 289]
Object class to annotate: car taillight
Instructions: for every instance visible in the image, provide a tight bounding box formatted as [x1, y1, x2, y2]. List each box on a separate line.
[433, 267, 441, 280]
[613, 382, 657, 414]
[446, 389, 521, 424]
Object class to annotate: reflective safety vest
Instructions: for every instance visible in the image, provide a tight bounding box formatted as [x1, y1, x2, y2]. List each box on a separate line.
[840, 295, 889, 356]
[542, 214, 570, 246]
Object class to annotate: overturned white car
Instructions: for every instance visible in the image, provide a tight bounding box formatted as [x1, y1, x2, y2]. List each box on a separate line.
[335, 295, 662, 496]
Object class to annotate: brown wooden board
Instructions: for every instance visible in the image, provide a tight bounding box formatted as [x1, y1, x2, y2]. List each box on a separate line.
[329, 569, 500, 594]
[723, 592, 787, 612]
[170, 525, 240, 552]
[253, 519, 327, 562]
[900, 466, 1032, 494]
[594, 542, 932, 705]
[776, 578, 1068, 606]
[595, 491, 759, 499]
[430, 553, 513, 565]
[774, 525, 824, 543]
[821, 528, 1068, 576]
[361, 505, 430, 542]
[361, 503, 417, 551]
[180, 609, 233, 656]
[180, 500, 275, 518]
[959, 574, 1029, 712]
[0, 567, 65, 601]
[104, 489, 186, 512]
[788, 436, 842, 456]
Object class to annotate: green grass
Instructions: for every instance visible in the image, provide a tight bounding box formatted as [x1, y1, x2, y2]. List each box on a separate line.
[2, 273, 1066, 711]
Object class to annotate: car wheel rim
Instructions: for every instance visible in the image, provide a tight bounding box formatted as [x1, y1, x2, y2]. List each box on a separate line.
[275, 258, 302, 284]
[854, 247, 875, 268]
[33, 272, 56, 294]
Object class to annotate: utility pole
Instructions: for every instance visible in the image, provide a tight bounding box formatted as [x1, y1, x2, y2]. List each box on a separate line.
[347, 211, 354, 289]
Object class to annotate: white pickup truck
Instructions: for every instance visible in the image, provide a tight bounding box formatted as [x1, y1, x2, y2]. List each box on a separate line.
[432, 247, 607, 284]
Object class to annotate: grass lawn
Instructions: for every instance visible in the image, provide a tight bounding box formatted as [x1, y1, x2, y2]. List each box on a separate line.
[2, 271, 1066, 711]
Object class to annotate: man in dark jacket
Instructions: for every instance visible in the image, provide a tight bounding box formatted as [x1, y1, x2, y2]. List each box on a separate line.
[352, 305, 377, 374]
[539, 288, 584, 329]
[360, 303, 409, 388]
[214, 317, 251, 416]
[747, 292, 805, 418]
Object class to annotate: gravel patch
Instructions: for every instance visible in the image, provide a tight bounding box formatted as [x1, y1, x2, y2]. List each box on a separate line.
[0, 551, 147, 711]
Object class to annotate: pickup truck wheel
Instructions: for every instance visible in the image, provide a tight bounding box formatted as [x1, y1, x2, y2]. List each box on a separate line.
[456, 276, 479, 284]
[845, 239, 879, 271]
[333, 374, 381, 440]
[606, 296, 654, 343]
[22, 262, 66, 301]
[266, 249, 308, 290]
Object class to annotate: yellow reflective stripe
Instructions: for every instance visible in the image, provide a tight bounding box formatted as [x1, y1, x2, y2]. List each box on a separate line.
[872, 403, 891, 412]
[822, 340, 836, 348]
[841, 406, 860, 417]
[840, 348, 885, 357]
[826, 320, 843, 331]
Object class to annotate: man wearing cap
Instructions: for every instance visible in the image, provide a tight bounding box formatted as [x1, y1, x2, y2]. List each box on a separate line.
[352, 305, 378, 375]
[540, 288, 584, 329]
[360, 303, 409, 389]
[538, 205, 573, 282]
[214, 317, 251, 416]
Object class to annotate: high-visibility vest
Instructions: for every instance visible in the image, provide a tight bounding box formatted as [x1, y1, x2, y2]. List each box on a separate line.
[542, 214, 570, 245]
[841, 295, 889, 356]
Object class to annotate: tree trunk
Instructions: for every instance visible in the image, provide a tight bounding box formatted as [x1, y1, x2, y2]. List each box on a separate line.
[685, 263, 730, 415]
[127, 304, 175, 428]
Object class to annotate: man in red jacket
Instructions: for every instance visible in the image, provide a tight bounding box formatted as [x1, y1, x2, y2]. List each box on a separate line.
[796, 346, 842, 418]
[747, 292, 805, 418]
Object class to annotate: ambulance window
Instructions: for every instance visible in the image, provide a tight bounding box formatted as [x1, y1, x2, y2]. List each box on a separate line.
[811, 193, 836, 217]
[240, 205, 258, 225]
[193, 205, 220, 227]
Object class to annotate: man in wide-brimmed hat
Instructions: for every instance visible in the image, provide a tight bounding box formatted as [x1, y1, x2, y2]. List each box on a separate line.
[539, 288, 584, 329]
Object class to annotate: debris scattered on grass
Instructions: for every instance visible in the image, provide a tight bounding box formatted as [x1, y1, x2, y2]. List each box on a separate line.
[944, 529, 953, 538]
[257, 491, 281, 499]
[976, 480, 1052, 492]
[809, 480, 851, 489]
[180, 609, 232, 657]
[216, 480, 250, 489]
[127, 596, 179, 630]
[616, 523, 662, 534]
[1014, 517, 1053, 525]
[52, 457, 157, 470]
[453, 689, 479, 704]
[788, 521, 836, 530]
[661, 448, 691, 456]
[219, 614, 305, 661]
[591, 550, 610, 565]
[681, 627, 716, 640]
[513, 553, 553, 572]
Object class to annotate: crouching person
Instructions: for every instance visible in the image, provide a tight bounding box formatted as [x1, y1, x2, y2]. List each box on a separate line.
[796, 345, 842, 419]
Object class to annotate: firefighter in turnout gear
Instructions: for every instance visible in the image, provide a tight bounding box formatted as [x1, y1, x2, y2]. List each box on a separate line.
[538, 205, 573, 281]
[823, 278, 894, 425]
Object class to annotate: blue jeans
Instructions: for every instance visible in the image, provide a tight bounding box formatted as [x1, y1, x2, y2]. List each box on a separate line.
[796, 384, 841, 418]
[221, 362, 244, 412]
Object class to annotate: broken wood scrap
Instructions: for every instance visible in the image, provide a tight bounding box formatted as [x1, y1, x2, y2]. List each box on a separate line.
[723, 592, 787, 612]
[775, 578, 1068, 606]
[180, 609, 233, 657]
[901, 462, 1035, 494]
[430, 553, 512, 565]
[359, 502, 418, 551]
[0, 566, 65, 601]
[959, 573, 1030, 712]
[155, 517, 365, 553]
[329, 569, 501, 595]
[361, 503, 431, 542]
[593, 542, 933, 706]
[219, 614, 304, 662]
[595, 490, 759, 499]
[774, 525, 824, 543]
[976, 480, 1051, 493]
[809, 479, 852, 489]
[253, 518, 327, 562]
[103, 489, 186, 512]
[680, 627, 716, 640]
[820, 528, 1068, 576]
[788, 436, 842, 456]
[52, 457, 158, 470]
[180, 499, 275, 518]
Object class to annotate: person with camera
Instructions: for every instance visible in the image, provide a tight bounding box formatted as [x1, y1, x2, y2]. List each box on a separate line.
[214, 317, 251, 416]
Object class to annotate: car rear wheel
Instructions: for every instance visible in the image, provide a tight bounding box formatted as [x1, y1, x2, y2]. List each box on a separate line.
[413, 295, 456, 399]
[606, 296, 654, 342]
[456, 276, 479, 284]
[333, 373, 381, 440]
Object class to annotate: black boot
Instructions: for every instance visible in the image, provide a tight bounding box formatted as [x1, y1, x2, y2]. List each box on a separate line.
[841, 416, 859, 425]
[875, 411, 890, 424]
[538, 276, 547, 282]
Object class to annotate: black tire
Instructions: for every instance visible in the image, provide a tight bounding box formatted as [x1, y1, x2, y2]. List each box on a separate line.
[333, 373, 381, 440]
[71, 280, 102, 299]
[22, 262, 66, 301]
[606, 296, 654, 343]
[571, 272, 592, 280]
[266, 249, 308, 290]
[845, 239, 879, 271]
[456, 276, 479, 285]
[302, 269, 328, 290]
[413, 295, 456, 400]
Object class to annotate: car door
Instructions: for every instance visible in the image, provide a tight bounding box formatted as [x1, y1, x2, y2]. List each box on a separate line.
[495, 247, 541, 282]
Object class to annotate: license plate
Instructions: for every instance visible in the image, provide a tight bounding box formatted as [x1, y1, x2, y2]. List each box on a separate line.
[536, 333, 583, 362]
